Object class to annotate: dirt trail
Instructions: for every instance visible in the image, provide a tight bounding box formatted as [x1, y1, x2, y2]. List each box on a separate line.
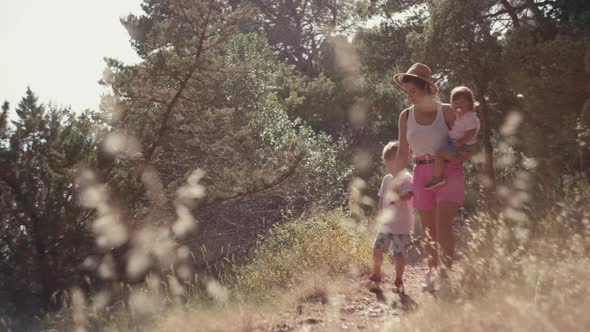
[265, 263, 432, 331]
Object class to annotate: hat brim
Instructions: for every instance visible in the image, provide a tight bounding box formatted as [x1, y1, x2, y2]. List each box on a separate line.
[392, 73, 431, 89]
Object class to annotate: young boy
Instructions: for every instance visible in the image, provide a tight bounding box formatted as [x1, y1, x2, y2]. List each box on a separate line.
[369, 141, 414, 293]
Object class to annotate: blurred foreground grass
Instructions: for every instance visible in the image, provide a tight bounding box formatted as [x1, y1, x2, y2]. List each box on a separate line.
[42, 176, 590, 331]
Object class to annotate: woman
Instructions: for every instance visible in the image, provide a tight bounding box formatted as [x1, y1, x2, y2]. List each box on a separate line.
[391, 63, 471, 292]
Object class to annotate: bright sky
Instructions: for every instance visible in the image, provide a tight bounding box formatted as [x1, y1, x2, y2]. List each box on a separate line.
[0, 1, 143, 112]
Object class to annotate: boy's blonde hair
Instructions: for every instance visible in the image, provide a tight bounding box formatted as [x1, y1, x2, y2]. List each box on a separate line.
[382, 141, 399, 161]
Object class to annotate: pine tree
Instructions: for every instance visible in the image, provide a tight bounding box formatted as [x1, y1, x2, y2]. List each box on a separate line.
[100, 0, 351, 271]
[0, 89, 100, 308]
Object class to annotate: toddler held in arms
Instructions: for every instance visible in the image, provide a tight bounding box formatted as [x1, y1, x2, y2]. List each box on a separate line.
[424, 86, 480, 190]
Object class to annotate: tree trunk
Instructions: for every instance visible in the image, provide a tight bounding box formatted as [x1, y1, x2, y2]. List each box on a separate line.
[29, 216, 58, 309]
[33, 231, 57, 309]
[477, 86, 497, 199]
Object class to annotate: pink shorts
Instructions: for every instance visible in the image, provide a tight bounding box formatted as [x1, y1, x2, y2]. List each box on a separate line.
[412, 155, 464, 210]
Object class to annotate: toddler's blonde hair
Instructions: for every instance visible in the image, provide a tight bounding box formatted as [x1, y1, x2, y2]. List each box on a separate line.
[451, 86, 480, 109]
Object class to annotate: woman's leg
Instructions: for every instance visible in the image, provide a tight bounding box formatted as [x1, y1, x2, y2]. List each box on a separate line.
[436, 202, 460, 273]
[419, 209, 437, 269]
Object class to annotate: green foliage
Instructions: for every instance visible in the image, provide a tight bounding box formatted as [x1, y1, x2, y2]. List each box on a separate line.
[268, 35, 369, 139]
[5, 0, 590, 329]
[503, 28, 590, 171]
[234, 0, 360, 76]
[256, 92, 352, 208]
[557, 0, 590, 29]
[104, 2, 355, 304]
[0, 89, 103, 314]
[234, 210, 370, 297]
[107, 4, 353, 208]
[355, 22, 423, 143]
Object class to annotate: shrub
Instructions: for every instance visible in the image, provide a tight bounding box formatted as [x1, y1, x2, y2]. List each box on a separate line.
[234, 210, 371, 298]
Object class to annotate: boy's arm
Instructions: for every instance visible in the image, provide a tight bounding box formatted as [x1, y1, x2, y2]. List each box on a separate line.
[453, 128, 477, 147]
[377, 176, 386, 209]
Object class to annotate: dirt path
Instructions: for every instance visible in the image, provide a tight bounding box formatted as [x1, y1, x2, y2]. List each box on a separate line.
[266, 263, 432, 331]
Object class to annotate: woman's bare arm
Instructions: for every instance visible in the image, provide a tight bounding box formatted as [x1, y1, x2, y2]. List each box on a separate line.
[392, 109, 411, 178]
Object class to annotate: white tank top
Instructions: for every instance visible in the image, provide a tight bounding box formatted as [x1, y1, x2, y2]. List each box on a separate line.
[406, 103, 449, 157]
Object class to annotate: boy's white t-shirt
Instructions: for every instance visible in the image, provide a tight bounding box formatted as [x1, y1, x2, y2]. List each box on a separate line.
[449, 111, 480, 144]
[377, 170, 414, 235]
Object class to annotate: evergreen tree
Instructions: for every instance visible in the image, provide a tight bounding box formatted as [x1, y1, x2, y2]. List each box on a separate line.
[232, 0, 359, 77]
[101, 0, 352, 269]
[0, 89, 102, 309]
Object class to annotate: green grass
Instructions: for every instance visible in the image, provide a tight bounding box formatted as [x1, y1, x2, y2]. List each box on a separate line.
[234, 209, 372, 298]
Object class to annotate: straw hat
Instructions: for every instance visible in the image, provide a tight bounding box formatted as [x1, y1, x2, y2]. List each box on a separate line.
[392, 63, 434, 89]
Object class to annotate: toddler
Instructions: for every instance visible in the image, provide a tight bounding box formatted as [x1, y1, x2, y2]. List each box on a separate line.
[424, 86, 480, 190]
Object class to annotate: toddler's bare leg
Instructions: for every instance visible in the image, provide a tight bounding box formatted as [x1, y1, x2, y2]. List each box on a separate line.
[433, 148, 453, 178]
[395, 256, 406, 282]
[372, 248, 384, 278]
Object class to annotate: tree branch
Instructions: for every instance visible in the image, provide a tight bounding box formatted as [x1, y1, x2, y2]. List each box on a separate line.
[203, 153, 304, 207]
[499, 0, 521, 27]
[482, 0, 553, 21]
[143, 2, 215, 162]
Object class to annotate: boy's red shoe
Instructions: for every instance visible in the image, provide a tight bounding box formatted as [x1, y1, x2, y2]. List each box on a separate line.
[394, 278, 405, 293]
[369, 274, 382, 283]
